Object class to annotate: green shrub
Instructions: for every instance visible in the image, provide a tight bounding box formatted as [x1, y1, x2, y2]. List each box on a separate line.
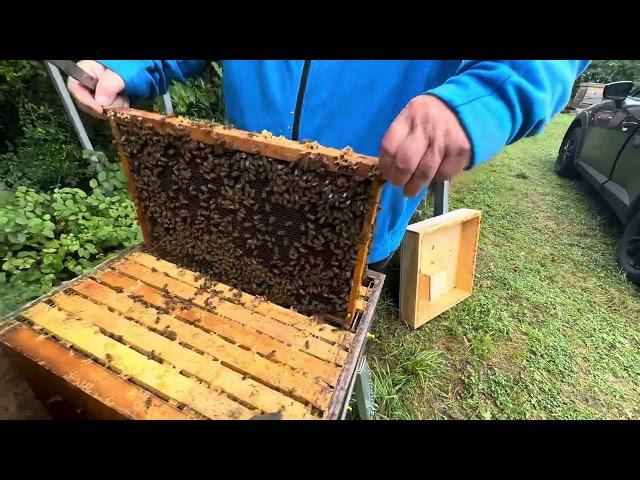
[151, 61, 226, 122]
[0, 156, 142, 315]
[0, 60, 226, 192]
[571, 60, 640, 101]
[0, 60, 120, 191]
[580, 60, 640, 84]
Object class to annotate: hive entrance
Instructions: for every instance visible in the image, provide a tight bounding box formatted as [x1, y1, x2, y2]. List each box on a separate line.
[109, 109, 382, 327]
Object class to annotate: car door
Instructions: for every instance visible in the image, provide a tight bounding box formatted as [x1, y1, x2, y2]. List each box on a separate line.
[604, 89, 640, 222]
[577, 96, 638, 189]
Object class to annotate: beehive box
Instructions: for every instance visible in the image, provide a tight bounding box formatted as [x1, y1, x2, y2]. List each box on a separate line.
[400, 209, 481, 329]
[0, 246, 384, 420]
[108, 108, 383, 328]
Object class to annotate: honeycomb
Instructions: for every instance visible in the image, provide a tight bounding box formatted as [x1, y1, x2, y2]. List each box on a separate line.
[109, 110, 381, 324]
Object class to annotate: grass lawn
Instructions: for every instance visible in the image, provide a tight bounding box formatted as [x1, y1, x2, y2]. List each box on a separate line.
[367, 113, 640, 419]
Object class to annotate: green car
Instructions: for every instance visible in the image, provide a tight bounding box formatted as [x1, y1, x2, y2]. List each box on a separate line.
[555, 81, 640, 283]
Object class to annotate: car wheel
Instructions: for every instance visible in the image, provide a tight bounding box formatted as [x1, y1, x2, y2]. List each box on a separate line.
[555, 126, 582, 178]
[618, 210, 640, 284]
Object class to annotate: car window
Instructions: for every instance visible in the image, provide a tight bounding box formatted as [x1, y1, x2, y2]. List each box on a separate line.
[631, 88, 640, 99]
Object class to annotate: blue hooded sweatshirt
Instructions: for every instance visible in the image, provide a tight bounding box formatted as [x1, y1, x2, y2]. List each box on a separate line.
[98, 60, 590, 263]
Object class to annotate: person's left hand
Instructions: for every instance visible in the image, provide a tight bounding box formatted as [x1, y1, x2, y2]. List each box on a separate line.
[379, 94, 472, 197]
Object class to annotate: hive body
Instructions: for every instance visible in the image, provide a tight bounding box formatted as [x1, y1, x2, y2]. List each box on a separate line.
[0, 247, 385, 420]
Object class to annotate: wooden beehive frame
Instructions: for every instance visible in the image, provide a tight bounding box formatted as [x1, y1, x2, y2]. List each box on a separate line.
[107, 108, 384, 327]
[400, 209, 481, 329]
[0, 246, 384, 420]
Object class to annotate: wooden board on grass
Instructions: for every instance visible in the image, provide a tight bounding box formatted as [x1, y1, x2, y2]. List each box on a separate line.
[400, 209, 481, 329]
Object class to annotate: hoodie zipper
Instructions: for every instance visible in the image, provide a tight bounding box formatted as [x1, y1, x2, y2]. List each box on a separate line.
[291, 60, 311, 141]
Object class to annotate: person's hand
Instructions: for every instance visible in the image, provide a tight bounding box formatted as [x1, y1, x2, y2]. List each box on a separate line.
[379, 94, 472, 197]
[67, 60, 129, 119]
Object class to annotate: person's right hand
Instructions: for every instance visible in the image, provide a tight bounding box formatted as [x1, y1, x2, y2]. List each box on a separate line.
[67, 60, 129, 119]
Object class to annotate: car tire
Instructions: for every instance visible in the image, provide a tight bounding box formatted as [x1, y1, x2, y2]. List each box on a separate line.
[618, 210, 640, 284]
[555, 126, 582, 178]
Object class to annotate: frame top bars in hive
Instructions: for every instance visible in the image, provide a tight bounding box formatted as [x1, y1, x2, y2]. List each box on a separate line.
[108, 108, 383, 327]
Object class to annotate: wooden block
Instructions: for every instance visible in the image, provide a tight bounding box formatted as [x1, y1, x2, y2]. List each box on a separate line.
[49, 291, 315, 419]
[87, 270, 341, 386]
[400, 209, 481, 329]
[419, 265, 448, 302]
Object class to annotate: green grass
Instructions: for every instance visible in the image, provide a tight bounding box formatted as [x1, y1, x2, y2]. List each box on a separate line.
[367, 114, 640, 419]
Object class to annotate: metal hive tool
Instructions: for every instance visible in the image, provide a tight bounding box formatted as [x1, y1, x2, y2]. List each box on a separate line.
[108, 108, 383, 327]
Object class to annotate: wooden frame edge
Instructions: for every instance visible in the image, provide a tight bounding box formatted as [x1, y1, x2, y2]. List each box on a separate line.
[107, 108, 379, 178]
[0, 324, 191, 420]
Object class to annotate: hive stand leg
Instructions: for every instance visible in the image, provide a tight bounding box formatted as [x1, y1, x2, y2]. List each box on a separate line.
[354, 356, 374, 420]
[43, 61, 96, 160]
[159, 92, 174, 114]
[433, 180, 449, 216]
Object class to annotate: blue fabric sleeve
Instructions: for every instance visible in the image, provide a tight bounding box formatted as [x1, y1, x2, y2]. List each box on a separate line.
[96, 60, 209, 99]
[427, 60, 591, 167]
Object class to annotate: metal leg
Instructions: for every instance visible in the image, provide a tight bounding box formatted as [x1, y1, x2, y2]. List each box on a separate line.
[433, 180, 449, 216]
[160, 92, 174, 114]
[354, 357, 374, 420]
[43, 61, 94, 153]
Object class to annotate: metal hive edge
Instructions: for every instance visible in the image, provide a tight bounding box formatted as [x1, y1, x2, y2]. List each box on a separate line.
[326, 269, 385, 420]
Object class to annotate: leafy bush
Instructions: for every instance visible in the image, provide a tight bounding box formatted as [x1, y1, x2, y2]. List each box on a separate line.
[579, 60, 640, 84]
[0, 156, 142, 315]
[0, 60, 226, 192]
[570, 60, 640, 102]
[145, 61, 226, 122]
[0, 62, 84, 190]
[0, 61, 120, 191]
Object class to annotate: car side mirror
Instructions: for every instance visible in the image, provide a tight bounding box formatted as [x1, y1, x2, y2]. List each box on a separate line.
[603, 81, 635, 102]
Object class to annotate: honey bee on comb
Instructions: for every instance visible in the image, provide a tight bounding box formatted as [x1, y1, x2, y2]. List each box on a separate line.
[109, 110, 381, 324]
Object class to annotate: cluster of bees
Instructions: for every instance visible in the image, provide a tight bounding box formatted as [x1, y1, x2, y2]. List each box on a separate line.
[114, 116, 378, 319]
